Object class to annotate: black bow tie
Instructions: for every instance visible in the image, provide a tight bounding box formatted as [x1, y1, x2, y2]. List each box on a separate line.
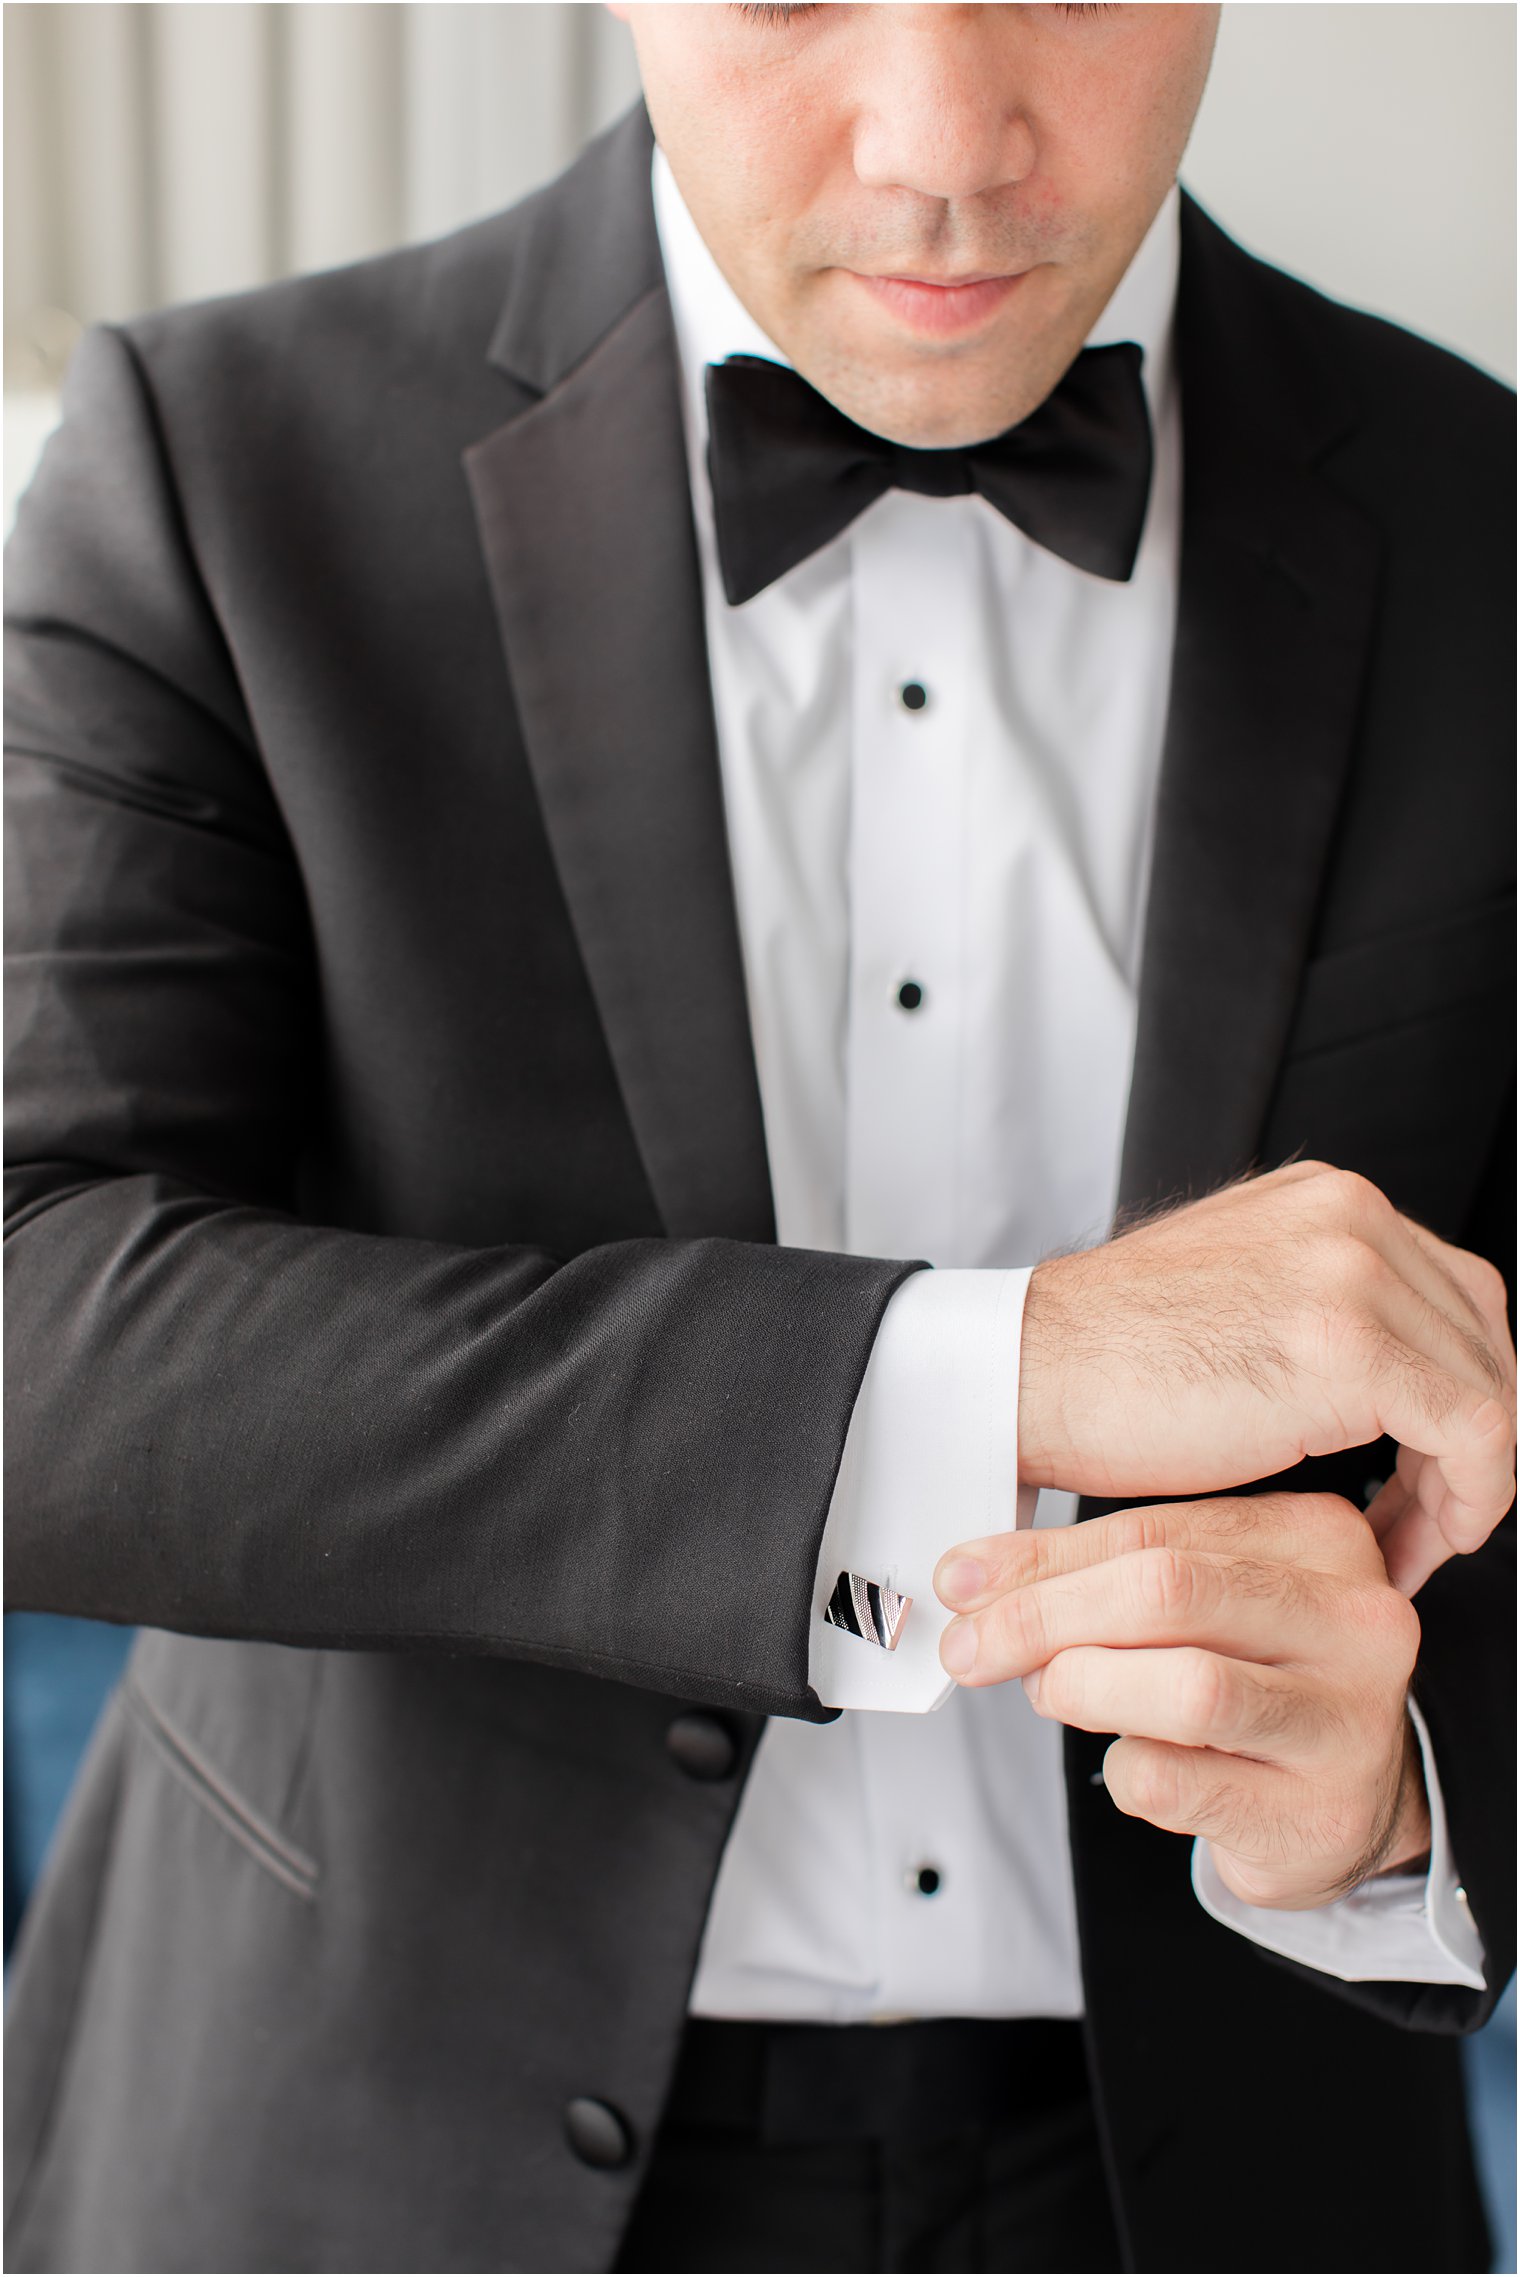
[705, 343, 1152, 607]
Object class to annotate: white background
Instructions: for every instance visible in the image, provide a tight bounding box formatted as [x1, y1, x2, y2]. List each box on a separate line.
[1187, 2, 1515, 384]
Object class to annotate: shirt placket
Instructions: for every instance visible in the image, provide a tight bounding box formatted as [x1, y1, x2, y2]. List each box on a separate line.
[844, 493, 976, 1270]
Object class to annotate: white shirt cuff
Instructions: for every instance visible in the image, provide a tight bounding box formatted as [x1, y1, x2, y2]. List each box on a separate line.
[1191, 1695, 1486, 1988]
[809, 1266, 1035, 1713]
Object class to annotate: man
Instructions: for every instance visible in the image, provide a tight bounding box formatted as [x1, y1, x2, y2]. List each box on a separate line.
[4, 5, 1514, 2270]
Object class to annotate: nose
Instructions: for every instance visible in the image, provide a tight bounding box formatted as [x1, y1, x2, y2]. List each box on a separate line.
[851, 8, 1036, 204]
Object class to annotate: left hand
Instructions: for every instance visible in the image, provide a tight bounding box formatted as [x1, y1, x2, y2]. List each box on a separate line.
[935, 1493, 1430, 1910]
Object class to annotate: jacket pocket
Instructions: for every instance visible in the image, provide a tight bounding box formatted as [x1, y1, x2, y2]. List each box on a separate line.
[1285, 891, 1514, 1063]
[122, 1676, 319, 1901]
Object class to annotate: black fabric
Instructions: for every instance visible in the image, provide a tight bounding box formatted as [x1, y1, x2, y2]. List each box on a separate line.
[705, 341, 1152, 604]
[2, 101, 1513, 2276]
[616, 2021, 1119, 2274]
[659, 2018, 1090, 2144]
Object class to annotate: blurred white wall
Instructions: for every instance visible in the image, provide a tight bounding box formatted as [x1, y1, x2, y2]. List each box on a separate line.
[3, 3, 642, 390]
[1186, 3, 1515, 384]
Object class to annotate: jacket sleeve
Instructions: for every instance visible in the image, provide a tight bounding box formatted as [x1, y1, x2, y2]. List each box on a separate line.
[1401, 1080, 1517, 2030]
[4, 323, 919, 1722]
[1256, 1087, 1516, 2035]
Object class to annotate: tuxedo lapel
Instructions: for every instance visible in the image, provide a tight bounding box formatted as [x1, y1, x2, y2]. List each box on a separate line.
[464, 113, 774, 1243]
[1117, 198, 1381, 1215]
[466, 139, 1377, 1244]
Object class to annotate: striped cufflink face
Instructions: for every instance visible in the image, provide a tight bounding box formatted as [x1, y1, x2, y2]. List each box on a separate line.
[824, 1571, 912, 1651]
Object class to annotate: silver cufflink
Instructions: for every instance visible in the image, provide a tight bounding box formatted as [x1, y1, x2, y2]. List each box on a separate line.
[823, 1570, 912, 1651]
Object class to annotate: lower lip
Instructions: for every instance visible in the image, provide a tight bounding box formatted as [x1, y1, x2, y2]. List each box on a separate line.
[851, 271, 1027, 337]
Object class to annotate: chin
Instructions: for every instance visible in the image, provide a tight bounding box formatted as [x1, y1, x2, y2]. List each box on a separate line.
[828, 373, 1048, 452]
[800, 321, 1073, 451]
[882, 403, 1025, 450]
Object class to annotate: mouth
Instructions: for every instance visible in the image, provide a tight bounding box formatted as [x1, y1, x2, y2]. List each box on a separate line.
[847, 270, 1030, 338]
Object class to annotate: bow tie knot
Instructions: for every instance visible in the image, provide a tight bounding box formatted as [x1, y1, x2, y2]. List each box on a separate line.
[886, 445, 977, 501]
[705, 345, 1153, 607]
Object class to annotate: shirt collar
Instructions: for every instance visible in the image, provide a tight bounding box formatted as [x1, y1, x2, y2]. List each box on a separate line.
[652, 141, 1180, 452]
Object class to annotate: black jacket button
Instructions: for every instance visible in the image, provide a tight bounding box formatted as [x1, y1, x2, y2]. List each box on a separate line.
[665, 1712, 738, 1781]
[564, 2097, 633, 2169]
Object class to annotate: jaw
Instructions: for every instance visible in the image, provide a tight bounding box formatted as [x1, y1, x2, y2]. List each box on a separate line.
[755, 261, 1105, 448]
[781, 294, 1101, 450]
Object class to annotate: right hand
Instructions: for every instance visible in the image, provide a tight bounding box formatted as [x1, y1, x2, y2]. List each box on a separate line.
[1018, 1161, 1516, 1594]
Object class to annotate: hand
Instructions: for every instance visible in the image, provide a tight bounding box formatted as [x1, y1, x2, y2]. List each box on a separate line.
[935, 1493, 1431, 1910]
[1018, 1161, 1515, 1595]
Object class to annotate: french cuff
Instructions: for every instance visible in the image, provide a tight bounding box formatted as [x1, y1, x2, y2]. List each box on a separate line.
[1191, 1696, 1486, 1988]
[809, 1266, 1035, 1714]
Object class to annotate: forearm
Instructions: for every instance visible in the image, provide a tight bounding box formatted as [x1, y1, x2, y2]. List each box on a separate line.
[6, 1164, 916, 1717]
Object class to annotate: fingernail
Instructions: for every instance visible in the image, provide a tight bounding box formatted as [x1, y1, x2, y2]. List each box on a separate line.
[1022, 1669, 1042, 1706]
[936, 1556, 987, 1606]
[940, 1619, 978, 1677]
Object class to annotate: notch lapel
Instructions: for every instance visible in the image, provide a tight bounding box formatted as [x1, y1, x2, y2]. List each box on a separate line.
[464, 118, 774, 1244]
[1117, 200, 1382, 1215]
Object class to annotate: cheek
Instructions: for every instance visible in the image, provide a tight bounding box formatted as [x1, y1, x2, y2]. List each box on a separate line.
[1034, 30, 1208, 215]
[721, 92, 847, 237]
[691, 126, 850, 320]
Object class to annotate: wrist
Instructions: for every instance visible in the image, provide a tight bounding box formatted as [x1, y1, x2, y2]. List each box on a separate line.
[1341, 1711, 1430, 1894]
[1017, 1260, 1071, 1490]
[1370, 1711, 1432, 1878]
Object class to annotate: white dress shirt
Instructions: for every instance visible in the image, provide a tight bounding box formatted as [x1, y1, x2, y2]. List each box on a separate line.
[648, 150, 1484, 2020]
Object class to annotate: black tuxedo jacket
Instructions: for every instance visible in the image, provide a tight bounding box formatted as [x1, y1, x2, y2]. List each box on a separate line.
[5, 106, 1514, 2275]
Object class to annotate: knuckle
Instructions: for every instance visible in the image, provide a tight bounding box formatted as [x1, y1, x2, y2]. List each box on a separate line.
[1175, 1647, 1228, 1737]
[1132, 1544, 1203, 1628]
[1363, 1584, 1421, 1672]
[1474, 1256, 1512, 1323]
[989, 1532, 1042, 1591]
[1039, 1648, 1081, 1719]
[1352, 1312, 1395, 1373]
[1128, 1748, 1188, 1826]
[1478, 1388, 1518, 1443]
[989, 1587, 1046, 1671]
[1459, 1325, 1507, 1398]
[1229, 1552, 1296, 1608]
[1366, 1326, 1455, 1420]
[1105, 1504, 1172, 1560]
[1304, 1492, 1374, 1564]
[1306, 1490, 1362, 1537]
[1457, 1253, 1510, 1328]
[1252, 1675, 1308, 1752]
[1324, 1167, 1385, 1227]
[1314, 1231, 1375, 1312]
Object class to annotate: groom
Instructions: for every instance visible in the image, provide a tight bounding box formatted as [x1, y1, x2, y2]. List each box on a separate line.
[6, 6, 1514, 2271]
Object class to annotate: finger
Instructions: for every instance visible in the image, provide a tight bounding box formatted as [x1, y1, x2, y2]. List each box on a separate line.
[1392, 1446, 1513, 1592]
[1356, 1457, 1419, 1548]
[941, 1547, 1369, 1688]
[935, 1491, 1380, 1611]
[1028, 1644, 1324, 1766]
[1291, 1175, 1515, 1511]
[1365, 1445, 1468, 1594]
[1368, 1435, 1515, 1594]
[1359, 1340, 1515, 1555]
[1379, 1497, 1456, 1598]
[1296, 1167, 1510, 1388]
[1375, 1216, 1516, 1392]
[1398, 1219, 1516, 1391]
[1372, 1267, 1512, 1420]
[1101, 1734, 1291, 1847]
